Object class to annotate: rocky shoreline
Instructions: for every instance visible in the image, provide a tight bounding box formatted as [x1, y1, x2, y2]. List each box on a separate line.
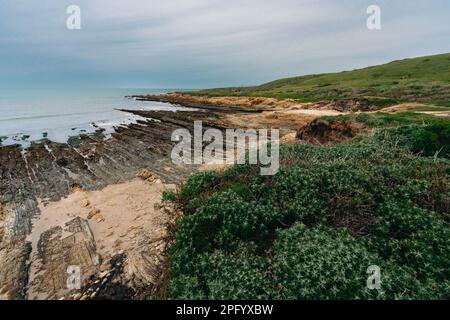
[0, 93, 353, 300]
[0, 94, 299, 300]
[0, 104, 202, 299]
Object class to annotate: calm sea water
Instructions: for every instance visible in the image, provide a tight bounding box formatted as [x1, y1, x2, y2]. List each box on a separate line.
[0, 88, 191, 148]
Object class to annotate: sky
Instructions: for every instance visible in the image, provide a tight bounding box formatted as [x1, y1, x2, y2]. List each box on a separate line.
[1, 0, 450, 89]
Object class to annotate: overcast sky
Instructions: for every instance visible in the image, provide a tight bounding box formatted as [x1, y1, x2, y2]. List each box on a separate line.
[1, 0, 449, 89]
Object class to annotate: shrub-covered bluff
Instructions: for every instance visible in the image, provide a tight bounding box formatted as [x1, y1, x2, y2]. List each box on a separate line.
[162, 113, 450, 300]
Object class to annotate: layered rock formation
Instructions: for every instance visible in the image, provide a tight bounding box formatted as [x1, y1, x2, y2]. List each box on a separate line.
[0, 95, 327, 300]
[0, 111, 197, 299]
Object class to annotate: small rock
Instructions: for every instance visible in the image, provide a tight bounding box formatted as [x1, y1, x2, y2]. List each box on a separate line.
[72, 293, 81, 300]
[99, 270, 109, 278]
[87, 208, 100, 219]
[95, 214, 105, 223]
[71, 184, 83, 193]
[136, 169, 152, 180]
[136, 169, 160, 183]
[80, 199, 91, 208]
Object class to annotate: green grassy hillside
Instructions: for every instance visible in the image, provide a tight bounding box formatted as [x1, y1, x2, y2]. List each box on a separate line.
[194, 53, 450, 106]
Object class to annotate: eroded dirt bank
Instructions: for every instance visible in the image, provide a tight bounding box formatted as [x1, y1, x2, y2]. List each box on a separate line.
[128, 93, 299, 111]
[129, 93, 391, 112]
[0, 94, 347, 300]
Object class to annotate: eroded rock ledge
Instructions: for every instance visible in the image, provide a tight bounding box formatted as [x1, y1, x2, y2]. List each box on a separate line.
[127, 92, 294, 111]
[128, 93, 387, 112]
[0, 108, 203, 299]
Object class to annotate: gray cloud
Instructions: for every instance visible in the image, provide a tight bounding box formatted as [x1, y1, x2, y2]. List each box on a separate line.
[1, 0, 449, 88]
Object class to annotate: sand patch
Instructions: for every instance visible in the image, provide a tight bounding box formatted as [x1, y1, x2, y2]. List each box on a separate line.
[415, 111, 450, 117]
[284, 109, 345, 117]
[380, 103, 450, 117]
[381, 103, 430, 112]
[26, 178, 174, 299]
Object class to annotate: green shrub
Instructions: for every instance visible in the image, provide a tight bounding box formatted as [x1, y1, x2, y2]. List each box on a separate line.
[273, 224, 377, 299]
[369, 201, 450, 285]
[321, 112, 447, 128]
[180, 171, 219, 198]
[162, 190, 177, 202]
[273, 224, 426, 299]
[169, 245, 274, 300]
[375, 123, 450, 158]
[165, 131, 449, 300]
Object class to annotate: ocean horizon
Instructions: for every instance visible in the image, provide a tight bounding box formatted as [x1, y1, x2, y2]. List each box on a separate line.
[0, 88, 192, 148]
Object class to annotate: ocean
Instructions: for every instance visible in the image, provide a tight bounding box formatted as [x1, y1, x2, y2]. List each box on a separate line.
[0, 88, 190, 148]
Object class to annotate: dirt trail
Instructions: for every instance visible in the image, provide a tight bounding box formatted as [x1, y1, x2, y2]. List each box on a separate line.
[380, 103, 450, 117]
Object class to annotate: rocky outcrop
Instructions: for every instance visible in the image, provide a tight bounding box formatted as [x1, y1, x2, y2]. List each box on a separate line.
[312, 98, 382, 112]
[0, 241, 31, 299]
[0, 111, 198, 299]
[27, 217, 99, 300]
[297, 119, 368, 144]
[126, 93, 294, 111]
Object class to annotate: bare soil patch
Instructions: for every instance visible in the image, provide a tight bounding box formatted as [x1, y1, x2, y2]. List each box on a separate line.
[297, 119, 368, 145]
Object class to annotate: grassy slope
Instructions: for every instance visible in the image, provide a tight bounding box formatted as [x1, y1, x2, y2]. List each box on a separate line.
[194, 53, 450, 106]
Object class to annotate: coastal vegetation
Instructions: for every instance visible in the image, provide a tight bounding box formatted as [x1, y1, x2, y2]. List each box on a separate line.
[163, 112, 450, 299]
[193, 53, 450, 107]
[159, 53, 450, 300]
